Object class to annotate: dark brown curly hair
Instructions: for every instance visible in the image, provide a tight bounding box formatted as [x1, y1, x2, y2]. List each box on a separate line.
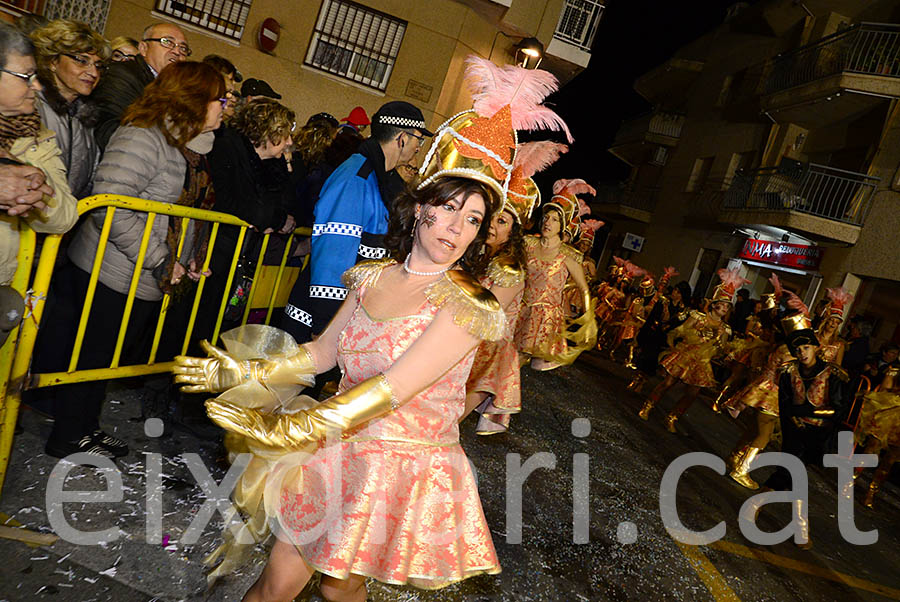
[477, 206, 527, 278]
[121, 61, 224, 149]
[386, 177, 499, 274]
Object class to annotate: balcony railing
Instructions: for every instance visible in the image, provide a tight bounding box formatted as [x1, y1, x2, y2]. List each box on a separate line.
[553, 0, 604, 52]
[614, 111, 685, 144]
[595, 185, 660, 213]
[722, 162, 880, 226]
[765, 22, 900, 94]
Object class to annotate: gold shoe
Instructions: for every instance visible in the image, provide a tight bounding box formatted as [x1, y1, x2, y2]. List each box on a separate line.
[725, 445, 746, 471]
[638, 400, 655, 420]
[863, 480, 880, 509]
[664, 413, 678, 433]
[728, 447, 760, 490]
[794, 499, 812, 550]
[624, 345, 636, 370]
[711, 385, 730, 413]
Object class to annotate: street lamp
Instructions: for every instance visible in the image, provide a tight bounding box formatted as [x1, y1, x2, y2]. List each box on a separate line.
[515, 37, 544, 69]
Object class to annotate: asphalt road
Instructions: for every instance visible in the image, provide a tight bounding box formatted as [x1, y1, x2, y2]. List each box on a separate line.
[1, 353, 898, 601]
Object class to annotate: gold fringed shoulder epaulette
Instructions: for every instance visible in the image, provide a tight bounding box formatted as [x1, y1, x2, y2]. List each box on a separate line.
[689, 309, 706, 322]
[779, 360, 799, 376]
[486, 254, 525, 288]
[341, 258, 397, 291]
[826, 362, 850, 382]
[524, 235, 541, 250]
[424, 270, 506, 341]
[560, 243, 583, 262]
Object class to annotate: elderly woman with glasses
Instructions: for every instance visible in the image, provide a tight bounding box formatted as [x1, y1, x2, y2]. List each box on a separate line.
[30, 19, 109, 198]
[0, 22, 77, 283]
[30, 61, 226, 459]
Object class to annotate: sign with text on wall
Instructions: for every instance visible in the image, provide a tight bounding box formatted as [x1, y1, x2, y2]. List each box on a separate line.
[622, 232, 644, 253]
[738, 238, 824, 270]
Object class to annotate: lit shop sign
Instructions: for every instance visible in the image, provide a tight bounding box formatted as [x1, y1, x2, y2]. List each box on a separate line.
[738, 238, 824, 270]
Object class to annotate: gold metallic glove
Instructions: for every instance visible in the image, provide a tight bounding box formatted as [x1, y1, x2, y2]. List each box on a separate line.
[173, 340, 315, 393]
[205, 374, 398, 448]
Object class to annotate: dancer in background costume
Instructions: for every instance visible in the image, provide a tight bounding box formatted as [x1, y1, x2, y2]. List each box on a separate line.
[757, 308, 850, 549]
[599, 260, 643, 350]
[595, 258, 627, 346]
[638, 268, 746, 432]
[713, 275, 783, 412]
[515, 179, 597, 371]
[563, 216, 603, 316]
[610, 272, 655, 369]
[855, 366, 900, 508]
[816, 287, 851, 364]
[628, 269, 689, 393]
[465, 140, 568, 435]
[172, 54, 571, 600]
[724, 285, 799, 489]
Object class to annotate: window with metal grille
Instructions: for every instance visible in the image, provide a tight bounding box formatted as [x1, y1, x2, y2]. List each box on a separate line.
[154, 0, 251, 42]
[0, 0, 47, 19]
[554, 0, 604, 51]
[305, 0, 407, 92]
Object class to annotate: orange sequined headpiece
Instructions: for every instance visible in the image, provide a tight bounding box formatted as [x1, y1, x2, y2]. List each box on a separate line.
[545, 179, 595, 238]
[419, 56, 572, 212]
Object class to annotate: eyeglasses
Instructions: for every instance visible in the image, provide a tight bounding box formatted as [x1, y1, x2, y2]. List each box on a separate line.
[143, 37, 192, 57]
[111, 49, 137, 61]
[405, 131, 425, 149]
[62, 53, 107, 72]
[0, 68, 39, 86]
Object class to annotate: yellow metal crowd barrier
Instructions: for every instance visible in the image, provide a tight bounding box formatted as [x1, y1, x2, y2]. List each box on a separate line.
[0, 194, 311, 494]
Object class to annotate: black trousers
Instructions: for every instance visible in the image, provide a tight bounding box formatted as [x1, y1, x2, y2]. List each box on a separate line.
[764, 417, 833, 491]
[30, 263, 160, 443]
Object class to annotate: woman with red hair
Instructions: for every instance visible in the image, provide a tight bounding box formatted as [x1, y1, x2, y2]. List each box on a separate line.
[35, 61, 226, 459]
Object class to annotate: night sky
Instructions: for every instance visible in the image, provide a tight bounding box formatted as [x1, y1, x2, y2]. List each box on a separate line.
[533, 0, 751, 191]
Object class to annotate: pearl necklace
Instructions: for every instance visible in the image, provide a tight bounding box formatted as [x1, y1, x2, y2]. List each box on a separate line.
[403, 255, 450, 277]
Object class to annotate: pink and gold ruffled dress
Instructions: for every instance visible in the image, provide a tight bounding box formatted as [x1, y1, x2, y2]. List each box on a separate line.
[723, 343, 794, 415]
[658, 310, 730, 388]
[277, 278, 501, 589]
[515, 236, 571, 360]
[467, 257, 525, 430]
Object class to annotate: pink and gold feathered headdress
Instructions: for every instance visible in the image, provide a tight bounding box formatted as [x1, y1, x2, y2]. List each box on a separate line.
[782, 291, 814, 334]
[419, 56, 572, 208]
[711, 267, 750, 304]
[546, 178, 596, 238]
[825, 287, 854, 320]
[761, 273, 783, 310]
[505, 141, 567, 224]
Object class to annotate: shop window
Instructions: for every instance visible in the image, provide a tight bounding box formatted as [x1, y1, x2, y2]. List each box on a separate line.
[154, 0, 251, 42]
[686, 156, 714, 192]
[305, 0, 407, 92]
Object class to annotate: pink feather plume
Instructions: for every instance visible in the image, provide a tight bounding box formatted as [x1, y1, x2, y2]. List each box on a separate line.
[717, 267, 751, 288]
[577, 198, 591, 216]
[767, 273, 783, 299]
[623, 261, 645, 279]
[464, 56, 573, 142]
[512, 141, 567, 178]
[663, 266, 679, 279]
[613, 256, 625, 267]
[826, 287, 854, 306]
[552, 178, 596, 197]
[582, 218, 604, 232]
[785, 291, 809, 317]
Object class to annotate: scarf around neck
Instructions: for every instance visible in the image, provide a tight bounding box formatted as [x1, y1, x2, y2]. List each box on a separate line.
[0, 111, 41, 151]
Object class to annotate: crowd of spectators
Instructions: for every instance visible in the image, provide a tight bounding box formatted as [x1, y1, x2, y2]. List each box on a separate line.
[0, 16, 430, 459]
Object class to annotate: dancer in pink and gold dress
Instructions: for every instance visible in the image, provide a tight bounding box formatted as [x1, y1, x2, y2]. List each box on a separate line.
[515, 179, 597, 371]
[174, 55, 573, 601]
[464, 141, 567, 434]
